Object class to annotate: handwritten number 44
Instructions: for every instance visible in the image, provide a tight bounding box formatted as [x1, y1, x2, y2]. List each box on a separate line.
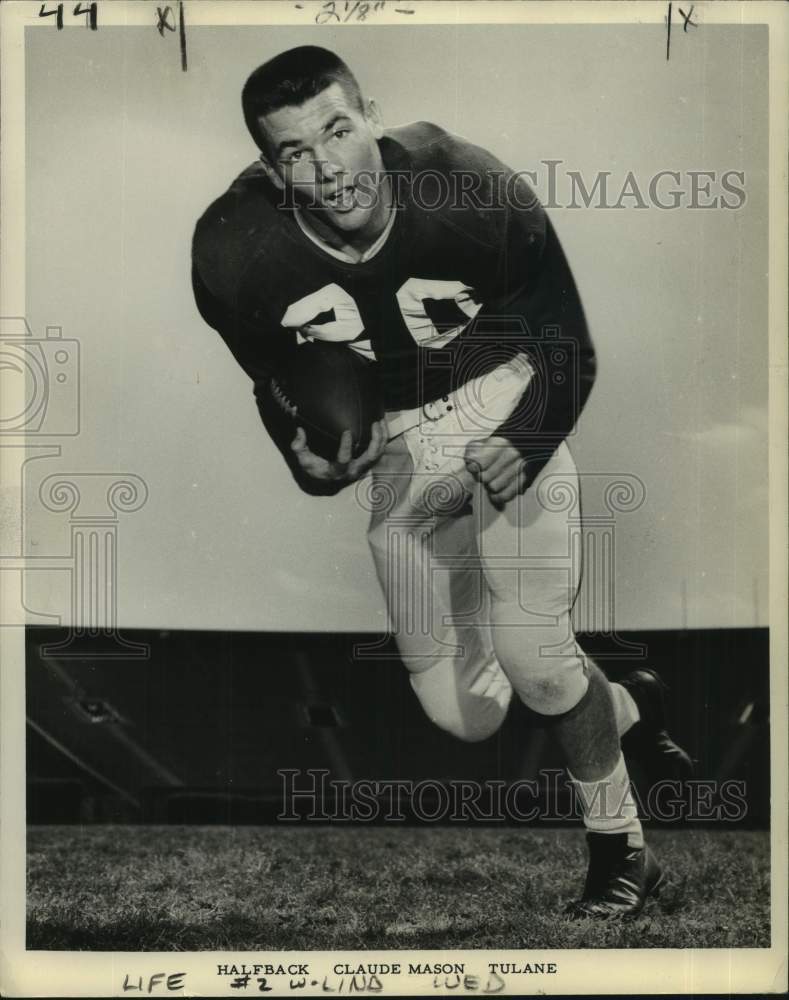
[39, 3, 97, 29]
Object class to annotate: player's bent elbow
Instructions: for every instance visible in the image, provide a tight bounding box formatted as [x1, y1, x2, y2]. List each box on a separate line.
[576, 346, 598, 412]
[585, 346, 598, 378]
[578, 342, 597, 386]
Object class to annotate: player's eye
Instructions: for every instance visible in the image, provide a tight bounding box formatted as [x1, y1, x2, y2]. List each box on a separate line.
[333, 129, 350, 140]
[284, 150, 305, 164]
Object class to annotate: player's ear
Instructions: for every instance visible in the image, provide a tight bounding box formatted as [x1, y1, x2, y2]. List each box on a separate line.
[364, 98, 384, 139]
[258, 153, 285, 191]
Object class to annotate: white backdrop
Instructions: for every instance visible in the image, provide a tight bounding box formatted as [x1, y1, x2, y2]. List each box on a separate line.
[22, 23, 768, 631]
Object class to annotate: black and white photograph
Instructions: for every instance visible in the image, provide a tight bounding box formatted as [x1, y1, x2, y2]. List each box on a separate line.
[0, 1, 786, 996]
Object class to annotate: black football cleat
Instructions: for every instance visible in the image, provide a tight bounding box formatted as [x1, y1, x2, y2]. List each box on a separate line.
[564, 832, 665, 919]
[620, 668, 695, 786]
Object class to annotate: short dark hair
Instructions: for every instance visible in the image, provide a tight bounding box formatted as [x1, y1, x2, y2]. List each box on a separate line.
[242, 46, 364, 151]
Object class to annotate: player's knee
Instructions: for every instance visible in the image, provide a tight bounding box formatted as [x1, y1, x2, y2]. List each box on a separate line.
[491, 613, 587, 716]
[513, 661, 589, 716]
[409, 671, 510, 742]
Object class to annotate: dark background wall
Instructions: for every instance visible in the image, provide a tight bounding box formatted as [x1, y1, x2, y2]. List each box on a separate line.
[26, 626, 770, 827]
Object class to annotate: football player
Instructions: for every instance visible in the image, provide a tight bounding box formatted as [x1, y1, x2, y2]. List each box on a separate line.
[192, 46, 693, 918]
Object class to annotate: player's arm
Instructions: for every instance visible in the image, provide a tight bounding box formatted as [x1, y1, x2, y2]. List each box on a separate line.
[191, 262, 356, 496]
[470, 188, 597, 501]
[499, 213, 596, 474]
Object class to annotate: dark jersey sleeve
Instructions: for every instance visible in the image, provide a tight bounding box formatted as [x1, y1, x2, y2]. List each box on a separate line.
[191, 260, 344, 497]
[483, 176, 597, 485]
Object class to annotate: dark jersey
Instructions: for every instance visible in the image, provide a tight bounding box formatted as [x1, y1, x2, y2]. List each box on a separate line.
[192, 122, 595, 490]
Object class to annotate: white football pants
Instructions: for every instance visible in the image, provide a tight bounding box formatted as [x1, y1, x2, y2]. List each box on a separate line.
[365, 356, 591, 741]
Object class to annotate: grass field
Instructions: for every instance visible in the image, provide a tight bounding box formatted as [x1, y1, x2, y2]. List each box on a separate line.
[27, 825, 769, 951]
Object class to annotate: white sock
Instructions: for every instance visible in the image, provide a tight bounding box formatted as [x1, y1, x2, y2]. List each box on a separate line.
[570, 753, 644, 848]
[610, 682, 640, 737]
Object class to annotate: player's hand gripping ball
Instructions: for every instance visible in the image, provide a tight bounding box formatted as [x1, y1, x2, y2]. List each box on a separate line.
[270, 340, 387, 482]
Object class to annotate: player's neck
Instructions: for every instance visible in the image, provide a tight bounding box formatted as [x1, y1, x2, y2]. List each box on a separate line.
[300, 176, 394, 263]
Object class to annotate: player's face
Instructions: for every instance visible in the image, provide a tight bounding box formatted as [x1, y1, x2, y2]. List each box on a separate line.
[258, 82, 387, 237]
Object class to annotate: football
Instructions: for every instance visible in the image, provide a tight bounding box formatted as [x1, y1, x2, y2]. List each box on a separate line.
[270, 341, 385, 461]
